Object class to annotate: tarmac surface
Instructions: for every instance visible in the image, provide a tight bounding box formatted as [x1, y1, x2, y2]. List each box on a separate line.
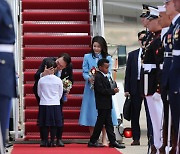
[117, 102, 149, 154]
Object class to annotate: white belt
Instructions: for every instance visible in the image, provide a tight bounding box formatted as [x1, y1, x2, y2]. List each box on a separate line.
[160, 64, 163, 70]
[164, 52, 172, 57]
[0, 44, 14, 53]
[143, 64, 156, 72]
[173, 50, 180, 56]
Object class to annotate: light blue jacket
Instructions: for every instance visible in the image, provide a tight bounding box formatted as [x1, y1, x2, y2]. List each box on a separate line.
[79, 53, 118, 126]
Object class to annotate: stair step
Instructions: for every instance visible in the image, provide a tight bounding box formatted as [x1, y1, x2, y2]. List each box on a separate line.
[23, 35, 91, 46]
[24, 71, 83, 83]
[22, 11, 90, 22]
[24, 95, 82, 108]
[25, 121, 88, 133]
[23, 58, 83, 70]
[25, 108, 81, 120]
[22, 0, 89, 11]
[24, 83, 84, 95]
[23, 23, 90, 34]
[23, 47, 90, 57]
[24, 132, 90, 140]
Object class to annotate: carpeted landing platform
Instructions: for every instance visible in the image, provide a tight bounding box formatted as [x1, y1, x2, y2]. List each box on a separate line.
[11, 143, 122, 154]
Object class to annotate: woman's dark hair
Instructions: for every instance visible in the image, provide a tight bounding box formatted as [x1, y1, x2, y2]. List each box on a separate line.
[90, 36, 108, 58]
[46, 59, 57, 69]
[58, 53, 71, 66]
[97, 58, 109, 67]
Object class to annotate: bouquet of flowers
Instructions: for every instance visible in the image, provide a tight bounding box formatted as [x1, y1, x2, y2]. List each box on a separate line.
[89, 66, 98, 89]
[62, 77, 72, 102]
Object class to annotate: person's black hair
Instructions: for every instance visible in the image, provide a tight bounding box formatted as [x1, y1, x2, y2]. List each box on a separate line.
[90, 36, 108, 58]
[58, 53, 71, 66]
[138, 30, 146, 39]
[97, 58, 109, 68]
[46, 59, 57, 69]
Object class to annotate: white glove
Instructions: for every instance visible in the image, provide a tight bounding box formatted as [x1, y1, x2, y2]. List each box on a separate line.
[152, 92, 161, 102]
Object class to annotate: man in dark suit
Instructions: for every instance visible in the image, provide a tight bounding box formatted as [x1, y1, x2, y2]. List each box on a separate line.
[124, 30, 147, 146]
[88, 59, 125, 149]
[0, 0, 17, 151]
[33, 53, 73, 147]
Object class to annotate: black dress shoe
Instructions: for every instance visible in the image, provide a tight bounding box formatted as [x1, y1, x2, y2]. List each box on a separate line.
[40, 141, 46, 147]
[40, 140, 49, 147]
[56, 139, 65, 147]
[131, 140, 140, 146]
[109, 141, 126, 149]
[88, 141, 105, 147]
[49, 141, 55, 147]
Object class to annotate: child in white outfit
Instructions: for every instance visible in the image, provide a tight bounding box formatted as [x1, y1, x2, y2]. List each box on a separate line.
[38, 59, 63, 147]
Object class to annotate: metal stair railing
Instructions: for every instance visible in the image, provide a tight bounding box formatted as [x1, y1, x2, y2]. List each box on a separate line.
[6, 0, 24, 140]
[91, 0, 105, 37]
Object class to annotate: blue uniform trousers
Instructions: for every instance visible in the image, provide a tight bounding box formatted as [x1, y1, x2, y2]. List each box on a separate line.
[169, 93, 180, 137]
[0, 95, 11, 146]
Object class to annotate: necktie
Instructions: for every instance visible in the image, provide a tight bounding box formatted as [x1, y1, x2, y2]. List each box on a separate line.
[56, 71, 61, 77]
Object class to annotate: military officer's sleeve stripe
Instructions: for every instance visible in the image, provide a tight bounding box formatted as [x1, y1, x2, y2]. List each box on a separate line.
[172, 50, 180, 56]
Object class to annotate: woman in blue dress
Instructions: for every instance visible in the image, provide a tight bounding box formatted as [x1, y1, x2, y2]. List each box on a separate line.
[79, 36, 118, 146]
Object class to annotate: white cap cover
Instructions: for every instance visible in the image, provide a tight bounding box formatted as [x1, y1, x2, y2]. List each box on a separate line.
[157, 5, 166, 12]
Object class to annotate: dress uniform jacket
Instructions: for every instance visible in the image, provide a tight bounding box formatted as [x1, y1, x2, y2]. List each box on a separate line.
[0, 0, 17, 148]
[161, 24, 175, 89]
[141, 31, 164, 95]
[169, 16, 180, 137]
[0, 0, 17, 98]
[169, 16, 180, 93]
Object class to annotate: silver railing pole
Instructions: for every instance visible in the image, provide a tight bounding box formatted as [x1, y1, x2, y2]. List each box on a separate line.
[91, 0, 105, 37]
[6, 0, 21, 140]
[97, 0, 105, 37]
[0, 123, 4, 154]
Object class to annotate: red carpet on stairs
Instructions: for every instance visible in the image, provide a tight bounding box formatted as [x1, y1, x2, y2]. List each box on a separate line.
[11, 144, 122, 154]
[21, 0, 91, 140]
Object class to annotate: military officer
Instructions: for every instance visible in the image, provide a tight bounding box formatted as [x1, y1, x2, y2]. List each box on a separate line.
[0, 0, 17, 151]
[141, 6, 164, 154]
[168, 3, 180, 153]
[172, 1, 180, 152]
[160, 1, 180, 153]
[157, 5, 171, 154]
[139, 5, 155, 150]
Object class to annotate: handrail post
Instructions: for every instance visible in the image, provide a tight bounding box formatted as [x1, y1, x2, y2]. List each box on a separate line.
[97, 0, 105, 37]
[91, 0, 105, 37]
